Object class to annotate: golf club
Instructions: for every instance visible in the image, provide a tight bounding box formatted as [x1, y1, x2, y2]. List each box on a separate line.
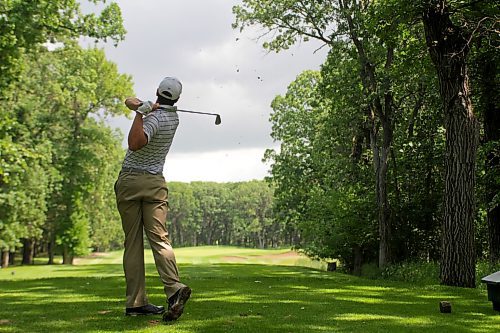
[177, 109, 222, 125]
[157, 106, 221, 125]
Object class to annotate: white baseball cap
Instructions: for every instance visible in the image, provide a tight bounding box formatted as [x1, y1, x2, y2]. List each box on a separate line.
[158, 77, 182, 100]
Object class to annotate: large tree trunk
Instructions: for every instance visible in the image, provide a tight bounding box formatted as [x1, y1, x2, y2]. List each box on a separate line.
[170, 216, 179, 244]
[173, 217, 182, 246]
[477, 50, 500, 264]
[1, 251, 9, 268]
[379, 113, 393, 268]
[9, 251, 15, 265]
[423, 1, 478, 287]
[340, 0, 394, 268]
[22, 238, 35, 265]
[47, 228, 56, 264]
[62, 246, 74, 265]
[371, 125, 392, 268]
[352, 245, 363, 276]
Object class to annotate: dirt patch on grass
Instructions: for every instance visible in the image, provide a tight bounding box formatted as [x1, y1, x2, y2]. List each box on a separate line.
[73, 252, 109, 265]
[222, 256, 248, 262]
[256, 251, 302, 259]
[77, 252, 108, 258]
[222, 251, 302, 262]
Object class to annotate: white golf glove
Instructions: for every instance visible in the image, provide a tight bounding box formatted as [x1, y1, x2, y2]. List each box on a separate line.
[136, 100, 154, 116]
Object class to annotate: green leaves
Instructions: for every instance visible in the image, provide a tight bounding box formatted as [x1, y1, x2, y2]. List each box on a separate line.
[233, 0, 339, 51]
[0, 41, 132, 260]
[235, 0, 458, 270]
[166, 181, 277, 248]
[79, 3, 126, 46]
[0, 0, 126, 92]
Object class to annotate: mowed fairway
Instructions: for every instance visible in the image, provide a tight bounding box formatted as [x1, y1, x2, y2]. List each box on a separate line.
[0, 246, 498, 333]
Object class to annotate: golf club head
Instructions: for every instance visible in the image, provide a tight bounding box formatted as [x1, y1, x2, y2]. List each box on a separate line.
[215, 114, 221, 125]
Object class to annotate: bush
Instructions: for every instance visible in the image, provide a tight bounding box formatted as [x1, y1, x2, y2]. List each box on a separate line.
[381, 261, 439, 285]
[360, 262, 382, 279]
[375, 260, 500, 287]
[351, 259, 500, 288]
[477, 261, 500, 290]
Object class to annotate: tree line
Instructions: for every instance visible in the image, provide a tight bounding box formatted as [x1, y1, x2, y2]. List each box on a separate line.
[0, 46, 280, 265]
[0, 0, 282, 268]
[0, 44, 134, 265]
[234, 0, 499, 287]
[2, 0, 498, 291]
[0, 0, 132, 266]
[167, 181, 282, 248]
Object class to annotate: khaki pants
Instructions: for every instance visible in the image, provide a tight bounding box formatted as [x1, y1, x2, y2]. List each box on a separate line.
[115, 171, 185, 308]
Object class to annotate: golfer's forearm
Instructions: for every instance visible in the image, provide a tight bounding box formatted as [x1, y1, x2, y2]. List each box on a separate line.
[128, 113, 147, 151]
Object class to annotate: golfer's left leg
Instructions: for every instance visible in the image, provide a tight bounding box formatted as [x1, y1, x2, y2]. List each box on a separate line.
[115, 173, 148, 308]
[142, 175, 186, 300]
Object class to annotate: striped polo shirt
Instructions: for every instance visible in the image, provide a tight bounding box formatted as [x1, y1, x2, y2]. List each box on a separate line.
[122, 105, 179, 174]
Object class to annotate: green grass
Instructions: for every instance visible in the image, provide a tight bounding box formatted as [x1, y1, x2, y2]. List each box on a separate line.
[0, 246, 498, 332]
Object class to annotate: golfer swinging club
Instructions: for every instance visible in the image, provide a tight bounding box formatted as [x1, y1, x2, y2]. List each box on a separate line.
[114, 76, 191, 322]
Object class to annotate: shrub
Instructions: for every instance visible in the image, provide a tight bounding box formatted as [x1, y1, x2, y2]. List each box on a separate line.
[381, 261, 439, 285]
[477, 261, 500, 290]
[360, 262, 382, 279]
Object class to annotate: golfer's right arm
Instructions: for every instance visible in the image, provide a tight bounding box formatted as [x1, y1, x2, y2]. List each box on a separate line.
[128, 113, 148, 151]
[125, 97, 147, 151]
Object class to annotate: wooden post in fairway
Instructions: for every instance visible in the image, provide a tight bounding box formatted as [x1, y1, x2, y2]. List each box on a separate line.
[439, 301, 452, 313]
[327, 262, 337, 271]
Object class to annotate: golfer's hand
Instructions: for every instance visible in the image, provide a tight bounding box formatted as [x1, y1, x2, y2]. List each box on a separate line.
[137, 101, 158, 116]
[125, 97, 143, 111]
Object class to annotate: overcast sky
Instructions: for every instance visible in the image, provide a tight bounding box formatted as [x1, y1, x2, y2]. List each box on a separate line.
[83, 0, 328, 182]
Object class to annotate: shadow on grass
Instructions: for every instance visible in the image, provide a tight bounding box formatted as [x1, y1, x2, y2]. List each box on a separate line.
[0, 264, 498, 333]
[0, 276, 145, 332]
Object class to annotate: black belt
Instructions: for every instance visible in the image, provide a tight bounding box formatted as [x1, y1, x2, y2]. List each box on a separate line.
[120, 168, 162, 175]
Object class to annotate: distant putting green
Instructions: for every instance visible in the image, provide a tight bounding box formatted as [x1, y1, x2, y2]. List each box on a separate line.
[0, 246, 498, 332]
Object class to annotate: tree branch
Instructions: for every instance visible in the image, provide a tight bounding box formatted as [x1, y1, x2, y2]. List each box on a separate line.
[277, 19, 332, 46]
[296, 0, 333, 44]
[454, 16, 491, 58]
[452, 0, 491, 12]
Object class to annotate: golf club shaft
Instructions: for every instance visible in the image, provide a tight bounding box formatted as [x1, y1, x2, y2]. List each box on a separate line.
[176, 109, 219, 117]
[158, 106, 221, 125]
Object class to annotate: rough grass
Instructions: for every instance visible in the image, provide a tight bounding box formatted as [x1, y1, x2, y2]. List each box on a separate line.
[0, 246, 498, 332]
